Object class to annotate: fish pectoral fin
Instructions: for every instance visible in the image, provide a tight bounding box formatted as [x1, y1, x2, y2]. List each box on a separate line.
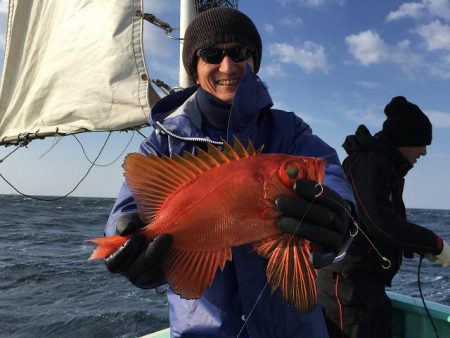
[163, 247, 232, 299]
[253, 234, 317, 312]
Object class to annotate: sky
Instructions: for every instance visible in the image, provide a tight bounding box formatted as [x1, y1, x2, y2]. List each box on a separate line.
[0, 0, 450, 210]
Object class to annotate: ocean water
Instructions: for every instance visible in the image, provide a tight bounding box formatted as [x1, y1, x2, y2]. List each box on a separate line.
[0, 194, 449, 338]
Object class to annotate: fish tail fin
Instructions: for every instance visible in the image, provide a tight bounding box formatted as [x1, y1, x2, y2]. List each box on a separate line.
[253, 234, 317, 312]
[88, 235, 130, 260]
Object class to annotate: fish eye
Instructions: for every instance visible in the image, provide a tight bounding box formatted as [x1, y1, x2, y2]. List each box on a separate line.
[287, 166, 299, 179]
[278, 161, 303, 187]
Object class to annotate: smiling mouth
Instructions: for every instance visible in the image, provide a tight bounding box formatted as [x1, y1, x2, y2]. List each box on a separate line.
[216, 79, 239, 85]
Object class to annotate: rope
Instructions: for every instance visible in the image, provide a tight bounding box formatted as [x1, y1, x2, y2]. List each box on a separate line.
[150, 78, 174, 94]
[37, 136, 64, 159]
[418, 255, 440, 338]
[73, 131, 135, 167]
[0, 133, 112, 201]
[0, 144, 23, 163]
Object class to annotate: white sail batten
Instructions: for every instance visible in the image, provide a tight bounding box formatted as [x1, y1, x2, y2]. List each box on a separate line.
[0, 0, 159, 145]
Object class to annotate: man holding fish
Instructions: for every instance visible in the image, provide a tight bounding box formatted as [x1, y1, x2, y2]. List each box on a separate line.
[102, 7, 355, 337]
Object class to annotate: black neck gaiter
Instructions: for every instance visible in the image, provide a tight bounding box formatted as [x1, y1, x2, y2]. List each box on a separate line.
[195, 87, 231, 131]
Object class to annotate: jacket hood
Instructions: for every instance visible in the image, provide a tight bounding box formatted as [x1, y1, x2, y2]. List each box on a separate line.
[342, 125, 382, 154]
[343, 125, 412, 175]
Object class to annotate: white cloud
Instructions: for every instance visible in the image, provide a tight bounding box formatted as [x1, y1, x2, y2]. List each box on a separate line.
[278, 0, 346, 7]
[416, 20, 450, 50]
[302, 114, 338, 127]
[415, 53, 450, 79]
[278, 0, 327, 7]
[345, 30, 423, 74]
[262, 63, 288, 77]
[425, 0, 450, 21]
[279, 17, 304, 27]
[386, 2, 425, 21]
[355, 80, 379, 89]
[344, 107, 384, 128]
[345, 31, 390, 65]
[265, 23, 274, 33]
[387, 0, 450, 22]
[268, 41, 330, 73]
[428, 110, 450, 127]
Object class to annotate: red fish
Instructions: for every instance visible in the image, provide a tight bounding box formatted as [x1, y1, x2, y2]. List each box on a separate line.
[90, 139, 325, 312]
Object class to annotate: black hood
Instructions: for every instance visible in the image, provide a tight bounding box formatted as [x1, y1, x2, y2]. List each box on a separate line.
[342, 125, 412, 176]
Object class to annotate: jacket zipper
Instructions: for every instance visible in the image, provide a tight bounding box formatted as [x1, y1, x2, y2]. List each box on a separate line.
[155, 121, 224, 145]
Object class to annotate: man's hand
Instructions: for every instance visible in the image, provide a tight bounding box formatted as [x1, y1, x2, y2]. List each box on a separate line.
[105, 212, 172, 288]
[426, 239, 450, 268]
[276, 180, 350, 268]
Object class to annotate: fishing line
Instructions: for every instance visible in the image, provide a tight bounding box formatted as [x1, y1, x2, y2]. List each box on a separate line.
[0, 132, 111, 201]
[73, 131, 135, 167]
[237, 192, 319, 338]
[237, 182, 390, 336]
[418, 255, 440, 338]
[236, 279, 271, 338]
[322, 195, 391, 269]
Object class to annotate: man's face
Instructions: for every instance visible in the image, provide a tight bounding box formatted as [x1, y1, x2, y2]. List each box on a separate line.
[195, 43, 254, 103]
[398, 146, 427, 166]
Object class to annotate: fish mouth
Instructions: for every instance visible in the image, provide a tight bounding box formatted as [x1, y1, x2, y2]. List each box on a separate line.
[104, 239, 130, 262]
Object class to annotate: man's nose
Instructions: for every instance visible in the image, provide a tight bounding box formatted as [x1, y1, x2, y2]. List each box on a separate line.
[219, 55, 238, 73]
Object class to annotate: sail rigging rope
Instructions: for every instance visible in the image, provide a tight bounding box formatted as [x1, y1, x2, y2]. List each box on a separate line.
[137, 10, 180, 40]
[73, 131, 135, 167]
[0, 132, 112, 201]
[0, 144, 23, 163]
[37, 136, 64, 159]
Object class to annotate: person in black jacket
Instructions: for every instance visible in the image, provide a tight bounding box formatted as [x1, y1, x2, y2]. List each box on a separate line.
[317, 96, 450, 338]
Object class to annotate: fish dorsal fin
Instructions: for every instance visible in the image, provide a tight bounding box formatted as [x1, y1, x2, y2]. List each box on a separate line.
[194, 146, 223, 168]
[233, 136, 251, 158]
[253, 234, 317, 312]
[123, 153, 198, 223]
[163, 247, 232, 299]
[123, 138, 262, 224]
[181, 138, 261, 169]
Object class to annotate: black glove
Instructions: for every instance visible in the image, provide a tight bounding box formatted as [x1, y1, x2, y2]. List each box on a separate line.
[276, 180, 350, 268]
[104, 212, 172, 289]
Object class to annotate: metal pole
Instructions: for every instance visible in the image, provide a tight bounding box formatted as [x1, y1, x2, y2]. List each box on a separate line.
[179, 0, 196, 88]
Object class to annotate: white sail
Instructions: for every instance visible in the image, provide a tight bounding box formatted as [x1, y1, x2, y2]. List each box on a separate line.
[0, 0, 160, 145]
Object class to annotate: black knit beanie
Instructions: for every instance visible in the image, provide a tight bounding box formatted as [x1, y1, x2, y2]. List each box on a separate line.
[382, 96, 432, 146]
[182, 7, 262, 82]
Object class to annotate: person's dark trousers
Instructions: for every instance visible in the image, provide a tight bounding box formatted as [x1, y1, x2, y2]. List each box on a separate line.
[316, 269, 392, 338]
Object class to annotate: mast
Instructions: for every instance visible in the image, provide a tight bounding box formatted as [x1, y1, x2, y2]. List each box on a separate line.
[179, 0, 196, 88]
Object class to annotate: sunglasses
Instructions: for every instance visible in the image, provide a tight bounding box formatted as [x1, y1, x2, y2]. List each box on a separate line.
[196, 45, 253, 64]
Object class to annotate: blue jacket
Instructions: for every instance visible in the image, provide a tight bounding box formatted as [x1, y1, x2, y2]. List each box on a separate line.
[105, 69, 355, 337]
